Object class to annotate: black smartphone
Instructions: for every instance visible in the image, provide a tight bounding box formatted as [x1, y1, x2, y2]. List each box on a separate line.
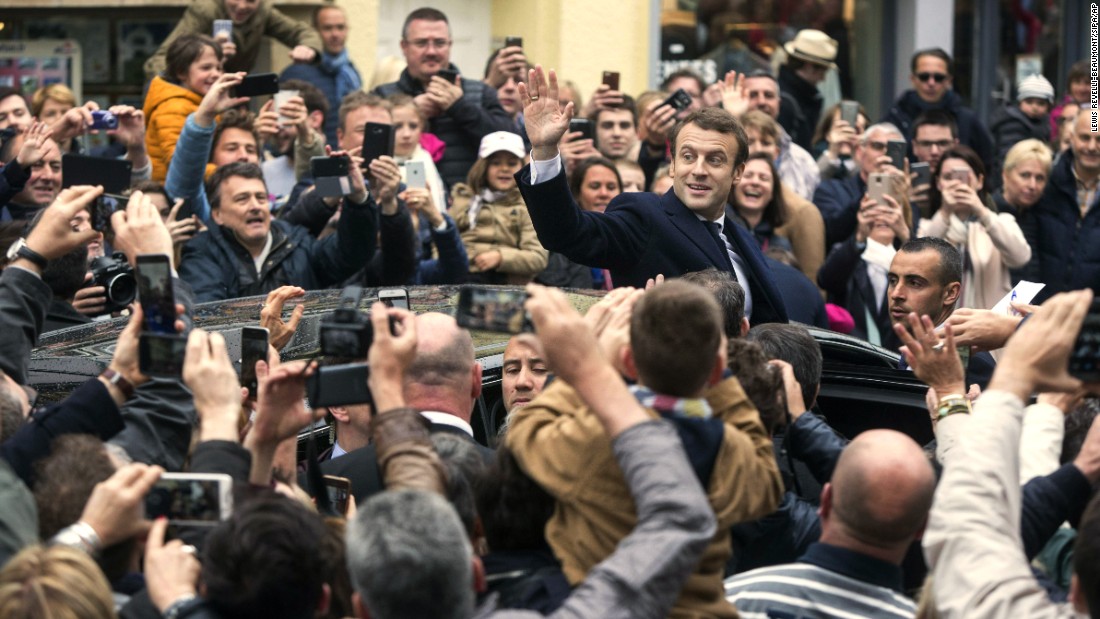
[911, 162, 931, 188]
[360, 122, 395, 169]
[136, 254, 176, 335]
[839, 100, 859, 127]
[1070, 300, 1100, 380]
[306, 362, 372, 408]
[436, 69, 460, 84]
[378, 287, 409, 310]
[92, 193, 127, 233]
[139, 333, 188, 378]
[661, 88, 694, 112]
[311, 155, 352, 197]
[504, 36, 523, 49]
[144, 473, 233, 526]
[322, 475, 351, 516]
[886, 139, 908, 169]
[602, 71, 621, 91]
[240, 326, 269, 399]
[89, 110, 118, 130]
[234, 72, 280, 97]
[568, 118, 594, 142]
[62, 154, 132, 193]
[456, 286, 531, 334]
[173, 198, 195, 222]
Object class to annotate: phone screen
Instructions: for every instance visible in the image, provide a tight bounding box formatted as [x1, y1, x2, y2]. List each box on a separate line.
[323, 476, 351, 516]
[145, 475, 230, 525]
[379, 288, 409, 310]
[136, 255, 176, 334]
[139, 334, 188, 378]
[1070, 300, 1100, 381]
[241, 327, 269, 398]
[405, 161, 426, 190]
[456, 287, 530, 333]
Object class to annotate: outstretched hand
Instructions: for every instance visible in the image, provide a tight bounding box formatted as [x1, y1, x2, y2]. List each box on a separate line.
[894, 313, 966, 396]
[519, 65, 573, 160]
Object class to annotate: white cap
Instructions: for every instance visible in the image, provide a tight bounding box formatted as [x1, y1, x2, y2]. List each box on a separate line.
[478, 131, 526, 160]
[1017, 74, 1055, 103]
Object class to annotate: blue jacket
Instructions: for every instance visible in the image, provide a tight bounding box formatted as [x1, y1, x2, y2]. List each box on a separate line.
[518, 165, 788, 324]
[280, 58, 360, 147]
[812, 172, 865, 248]
[412, 212, 469, 285]
[179, 198, 378, 302]
[1026, 149, 1100, 302]
[164, 114, 215, 223]
[883, 90, 995, 172]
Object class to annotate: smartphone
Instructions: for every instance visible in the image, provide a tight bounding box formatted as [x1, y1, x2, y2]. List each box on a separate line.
[404, 161, 426, 190]
[1070, 299, 1100, 381]
[379, 288, 409, 310]
[311, 155, 352, 197]
[456, 286, 531, 334]
[886, 139, 907, 170]
[136, 254, 176, 335]
[62, 154, 132, 194]
[93, 193, 127, 233]
[568, 118, 594, 142]
[212, 19, 233, 40]
[139, 333, 188, 378]
[661, 88, 694, 112]
[910, 161, 931, 188]
[322, 475, 351, 516]
[602, 71, 621, 91]
[306, 362, 371, 408]
[867, 172, 894, 204]
[145, 473, 233, 526]
[89, 110, 118, 130]
[504, 36, 523, 49]
[173, 198, 196, 222]
[234, 72, 280, 97]
[241, 326, 269, 399]
[944, 166, 972, 184]
[436, 69, 460, 84]
[360, 122, 395, 169]
[839, 100, 859, 127]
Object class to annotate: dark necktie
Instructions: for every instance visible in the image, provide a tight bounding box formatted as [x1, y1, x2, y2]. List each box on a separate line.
[705, 220, 737, 280]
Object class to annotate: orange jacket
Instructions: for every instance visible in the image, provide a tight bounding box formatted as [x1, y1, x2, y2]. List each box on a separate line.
[143, 77, 203, 184]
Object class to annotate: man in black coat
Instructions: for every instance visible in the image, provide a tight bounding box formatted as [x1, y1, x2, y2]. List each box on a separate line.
[516, 66, 787, 325]
[776, 29, 838, 151]
[320, 312, 493, 501]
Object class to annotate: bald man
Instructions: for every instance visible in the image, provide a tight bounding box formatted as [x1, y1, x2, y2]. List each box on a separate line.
[724, 429, 935, 618]
[320, 312, 493, 501]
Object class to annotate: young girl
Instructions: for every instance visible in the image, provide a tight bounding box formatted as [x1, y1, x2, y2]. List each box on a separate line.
[449, 132, 548, 284]
[144, 34, 224, 183]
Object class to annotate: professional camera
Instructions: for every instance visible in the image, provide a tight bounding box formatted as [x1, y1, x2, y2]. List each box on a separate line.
[319, 286, 373, 359]
[88, 252, 137, 314]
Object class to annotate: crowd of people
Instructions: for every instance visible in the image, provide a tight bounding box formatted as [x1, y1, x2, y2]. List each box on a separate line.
[0, 1, 1098, 618]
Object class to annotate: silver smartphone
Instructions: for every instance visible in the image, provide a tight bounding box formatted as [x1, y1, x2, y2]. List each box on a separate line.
[405, 161, 426, 190]
[145, 473, 233, 526]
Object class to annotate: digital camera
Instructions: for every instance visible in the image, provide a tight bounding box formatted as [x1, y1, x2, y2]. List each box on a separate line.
[88, 252, 136, 314]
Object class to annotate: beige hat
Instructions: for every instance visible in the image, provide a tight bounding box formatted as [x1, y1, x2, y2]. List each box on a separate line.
[478, 131, 526, 160]
[784, 29, 838, 69]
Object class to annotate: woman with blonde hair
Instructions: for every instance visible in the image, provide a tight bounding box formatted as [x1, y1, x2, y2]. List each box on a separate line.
[0, 545, 117, 619]
[31, 84, 77, 152]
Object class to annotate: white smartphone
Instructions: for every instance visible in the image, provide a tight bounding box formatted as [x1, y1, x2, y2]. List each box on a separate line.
[378, 287, 409, 310]
[145, 473, 233, 526]
[405, 161, 426, 190]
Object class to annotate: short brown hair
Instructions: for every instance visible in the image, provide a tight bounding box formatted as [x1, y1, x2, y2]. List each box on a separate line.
[402, 7, 449, 40]
[725, 338, 785, 434]
[630, 280, 723, 397]
[30, 84, 75, 117]
[388, 93, 427, 125]
[210, 108, 260, 164]
[164, 34, 223, 86]
[740, 110, 780, 143]
[669, 107, 749, 171]
[338, 91, 392, 134]
[736, 152, 789, 229]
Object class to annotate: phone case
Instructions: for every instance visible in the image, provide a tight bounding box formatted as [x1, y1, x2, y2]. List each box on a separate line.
[602, 71, 620, 91]
[235, 73, 280, 97]
[405, 161, 426, 190]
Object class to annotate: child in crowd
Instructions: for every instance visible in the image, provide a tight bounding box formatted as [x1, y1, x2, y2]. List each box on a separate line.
[990, 74, 1054, 185]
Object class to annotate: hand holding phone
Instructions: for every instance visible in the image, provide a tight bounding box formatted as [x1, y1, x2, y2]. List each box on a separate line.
[311, 155, 352, 197]
[136, 254, 176, 335]
[886, 140, 908, 170]
[568, 118, 594, 143]
[144, 473, 233, 526]
[661, 88, 694, 113]
[240, 326, 269, 399]
[602, 71, 621, 92]
[234, 73, 280, 97]
[456, 286, 532, 334]
[360, 123, 395, 169]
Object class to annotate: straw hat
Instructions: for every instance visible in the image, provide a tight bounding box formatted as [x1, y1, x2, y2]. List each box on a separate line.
[784, 29, 838, 69]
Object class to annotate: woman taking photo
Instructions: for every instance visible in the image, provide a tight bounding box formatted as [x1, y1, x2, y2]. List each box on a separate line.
[144, 34, 225, 183]
[919, 145, 1031, 310]
[449, 131, 548, 284]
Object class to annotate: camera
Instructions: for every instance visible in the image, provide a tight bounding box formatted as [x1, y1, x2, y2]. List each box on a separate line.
[319, 286, 373, 359]
[88, 251, 137, 314]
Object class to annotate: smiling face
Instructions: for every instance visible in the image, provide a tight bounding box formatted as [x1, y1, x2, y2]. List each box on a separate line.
[224, 0, 260, 24]
[670, 123, 743, 220]
[181, 44, 223, 96]
[595, 108, 637, 159]
[743, 77, 780, 119]
[733, 158, 775, 222]
[485, 151, 522, 192]
[578, 164, 621, 213]
[391, 105, 423, 158]
[400, 19, 451, 83]
[13, 138, 61, 208]
[212, 175, 270, 252]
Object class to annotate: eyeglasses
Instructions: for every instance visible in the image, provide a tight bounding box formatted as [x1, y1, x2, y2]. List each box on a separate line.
[865, 140, 888, 151]
[915, 139, 953, 150]
[406, 38, 451, 51]
[916, 72, 948, 83]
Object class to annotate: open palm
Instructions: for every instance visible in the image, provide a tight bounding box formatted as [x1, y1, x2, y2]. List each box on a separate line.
[520, 66, 573, 153]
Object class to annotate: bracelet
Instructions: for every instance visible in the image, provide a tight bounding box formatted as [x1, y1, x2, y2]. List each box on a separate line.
[935, 394, 972, 421]
[100, 368, 135, 399]
[49, 521, 102, 556]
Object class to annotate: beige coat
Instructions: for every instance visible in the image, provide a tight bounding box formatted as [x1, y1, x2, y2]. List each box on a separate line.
[448, 186, 548, 283]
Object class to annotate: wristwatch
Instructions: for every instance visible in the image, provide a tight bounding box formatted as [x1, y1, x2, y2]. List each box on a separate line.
[5, 238, 47, 269]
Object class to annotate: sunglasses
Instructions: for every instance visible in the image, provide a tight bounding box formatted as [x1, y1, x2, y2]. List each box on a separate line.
[916, 72, 948, 83]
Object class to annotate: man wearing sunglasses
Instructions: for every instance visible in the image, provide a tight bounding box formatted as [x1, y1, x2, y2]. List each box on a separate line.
[883, 48, 994, 173]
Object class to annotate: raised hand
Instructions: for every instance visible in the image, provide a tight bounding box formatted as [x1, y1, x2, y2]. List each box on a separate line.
[520, 65, 574, 160]
[259, 286, 306, 351]
[182, 329, 243, 441]
[22, 186, 103, 265]
[195, 72, 249, 127]
[16, 121, 52, 167]
[894, 312, 966, 396]
[718, 70, 749, 118]
[111, 189, 176, 269]
[165, 200, 199, 246]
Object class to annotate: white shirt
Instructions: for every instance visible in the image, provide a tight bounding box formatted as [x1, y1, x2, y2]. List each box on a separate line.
[252, 233, 274, 274]
[420, 411, 474, 437]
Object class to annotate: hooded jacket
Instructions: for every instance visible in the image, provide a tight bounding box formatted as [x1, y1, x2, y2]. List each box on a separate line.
[143, 77, 203, 183]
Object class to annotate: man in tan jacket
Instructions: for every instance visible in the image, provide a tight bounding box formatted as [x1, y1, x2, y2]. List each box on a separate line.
[507, 280, 783, 618]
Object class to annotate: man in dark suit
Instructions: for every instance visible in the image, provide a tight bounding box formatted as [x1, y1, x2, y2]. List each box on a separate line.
[321, 312, 493, 500]
[515, 66, 787, 325]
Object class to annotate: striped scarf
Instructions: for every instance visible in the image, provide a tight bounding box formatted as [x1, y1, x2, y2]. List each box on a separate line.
[629, 385, 713, 419]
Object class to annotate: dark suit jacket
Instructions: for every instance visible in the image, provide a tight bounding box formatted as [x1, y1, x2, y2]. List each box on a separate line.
[517, 166, 788, 324]
[318, 422, 494, 502]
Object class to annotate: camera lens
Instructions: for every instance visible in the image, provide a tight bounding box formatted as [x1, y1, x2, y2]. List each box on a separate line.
[105, 271, 137, 305]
